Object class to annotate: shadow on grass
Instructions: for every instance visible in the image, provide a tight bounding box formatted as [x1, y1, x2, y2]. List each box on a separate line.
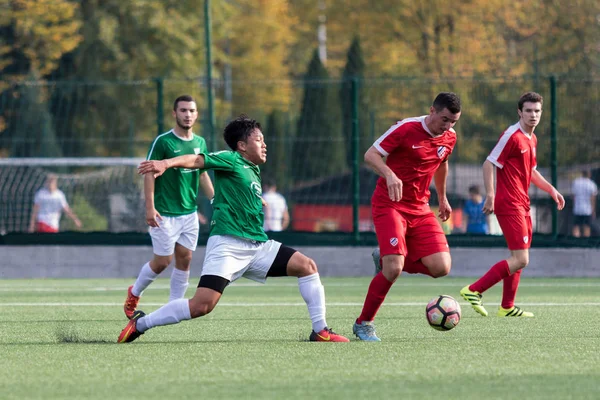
[1, 340, 114, 346]
[3, 333, 530, 345]
[54, 322, 114, 344]
[2, 319, 125, 323]
[0, 338, 310, 346]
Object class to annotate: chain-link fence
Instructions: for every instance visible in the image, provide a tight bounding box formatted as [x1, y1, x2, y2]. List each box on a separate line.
[1, 76, 599, 236]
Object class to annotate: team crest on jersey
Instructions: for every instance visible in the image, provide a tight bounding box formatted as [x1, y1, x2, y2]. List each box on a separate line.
[523, 236, 529, 244]
[437, 146, 448, 159]
[250, 182, 262, 198]
[390, 237, 399, 247]
[194, 148, 201, 154]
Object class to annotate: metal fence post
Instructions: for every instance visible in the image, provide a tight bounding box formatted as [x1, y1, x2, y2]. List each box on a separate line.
[155, 77, 164, 136]
[351, 77, 360, 244]
[550, 75, 558, 237]
[204, 0, 216, 150]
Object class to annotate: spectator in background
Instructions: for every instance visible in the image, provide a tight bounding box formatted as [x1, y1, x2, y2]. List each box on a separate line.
[463, 184, 489, 234]
[572, 170, 598, 237]
[28, 174, 82, 233]
[262, 178, 290, 232]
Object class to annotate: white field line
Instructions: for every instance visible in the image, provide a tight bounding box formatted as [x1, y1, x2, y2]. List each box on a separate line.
[1, 281, 600, 292]
[1, 302, 600, 307]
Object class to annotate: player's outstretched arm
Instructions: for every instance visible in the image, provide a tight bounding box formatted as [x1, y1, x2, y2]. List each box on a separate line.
[434, 161, 452, 221]
[144, 174, 162, 227]
[531, 169, 565, 210]
[364, 146, 403, 202]
[482, 160, 496, 214]
[138, 155, 206, 177]
[199, 171, 214, 200]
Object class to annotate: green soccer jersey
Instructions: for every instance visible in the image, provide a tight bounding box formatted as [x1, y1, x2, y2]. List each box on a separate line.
[203, 150, 267, 242]
[146, 130, 207, 216]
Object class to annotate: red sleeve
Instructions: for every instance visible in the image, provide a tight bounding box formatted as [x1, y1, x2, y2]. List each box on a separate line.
[532, 135, 538, 169]
[487, 134, 515, 168]
[442, 135, 457, 162]
[373, 122, 409, 156]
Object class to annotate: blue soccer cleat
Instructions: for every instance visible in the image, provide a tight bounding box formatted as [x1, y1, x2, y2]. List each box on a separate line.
[372, 248, 382, 275]
[353, 321, 381, 342]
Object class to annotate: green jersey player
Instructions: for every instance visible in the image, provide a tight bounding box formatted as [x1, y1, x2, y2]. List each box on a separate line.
[119, 115, 348, 343]
[123, 95, 214, 319]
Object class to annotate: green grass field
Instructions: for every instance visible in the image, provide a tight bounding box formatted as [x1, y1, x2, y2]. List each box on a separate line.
[1, 276, 599, 399]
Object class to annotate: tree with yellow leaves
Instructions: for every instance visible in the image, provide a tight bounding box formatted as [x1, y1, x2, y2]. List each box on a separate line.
[0, 0, 82, 78]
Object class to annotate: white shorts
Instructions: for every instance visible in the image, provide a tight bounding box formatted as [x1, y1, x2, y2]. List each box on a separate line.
[149, 212, 199, 256]
[201, 235, 282, 284]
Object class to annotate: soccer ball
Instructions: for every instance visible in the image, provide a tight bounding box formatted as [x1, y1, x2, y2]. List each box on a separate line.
[425, 295, 461, 331]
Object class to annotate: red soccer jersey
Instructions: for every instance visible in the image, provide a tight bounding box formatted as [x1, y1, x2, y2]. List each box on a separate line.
[372, 116, 457, 215]
[487, 122, 538, 216]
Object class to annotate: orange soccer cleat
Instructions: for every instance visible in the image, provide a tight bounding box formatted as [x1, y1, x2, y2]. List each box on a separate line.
[117, 310, 146, 343]
[124, 285, 140, 320]
[309, 328, 350, 342]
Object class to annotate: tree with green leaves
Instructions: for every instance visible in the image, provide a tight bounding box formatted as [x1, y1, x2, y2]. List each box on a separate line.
[261, 109, 291, 190]
[292, 49, 345, 182]
[339, 36, 371, 169]
[9, 74, 62, 158]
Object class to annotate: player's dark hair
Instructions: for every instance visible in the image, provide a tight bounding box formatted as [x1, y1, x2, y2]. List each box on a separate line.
[223, 114, 262, 151]
[518, 92, 543, 111]
[433, 92, 461, 114]
[582, 170, 591, 178]
[173, 95, 196, 111]
[468, 185, 480, 195]
[262, 177, 276, 189]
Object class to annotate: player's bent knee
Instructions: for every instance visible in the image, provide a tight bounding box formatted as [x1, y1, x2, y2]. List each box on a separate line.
[286, 252, 318, 277]
[429, 263, 451, 278]
[296, 257, 318, 277]
[188, 292, 221, 318]
[422, 253, 451, 278]
[189, 301, 215, 318]
[189, 276, 227, 318]
[516, 258, 529, 270]
[174, 256, 192, 271]
[174, 250, 192, 270]
[176, 253, 192, 263]
[511, 254, 529, 269]
[382, 265, 402, 281]
[381, 256, 403, 281]
[150, 256, 172, 273]
[306, 257, 318, 274]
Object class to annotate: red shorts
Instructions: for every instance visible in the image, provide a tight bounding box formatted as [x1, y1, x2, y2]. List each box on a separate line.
[497, 214, 532, 250]
[37, 222, 59, 233]
[372, 205, 449, 262]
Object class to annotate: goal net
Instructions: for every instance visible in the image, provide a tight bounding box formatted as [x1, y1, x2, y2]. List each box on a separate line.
[0, 158, 147, 234]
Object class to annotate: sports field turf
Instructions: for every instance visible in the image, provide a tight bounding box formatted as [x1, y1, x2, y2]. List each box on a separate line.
[1, 277, 599, 399]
